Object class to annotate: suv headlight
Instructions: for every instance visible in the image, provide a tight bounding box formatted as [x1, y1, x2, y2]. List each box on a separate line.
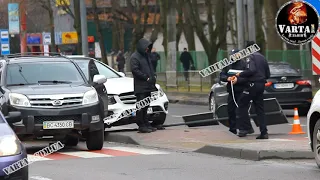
[158, 87, 164, 97]
[9, 93, 31, 107]
[82, 89, 99, 105]
[0, 135, 21, 157]
[108, 95, 116, 105]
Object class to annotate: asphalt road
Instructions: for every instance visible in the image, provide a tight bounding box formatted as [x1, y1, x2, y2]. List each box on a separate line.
[26, 142, 320, 180]
[107, 103, 308, 136]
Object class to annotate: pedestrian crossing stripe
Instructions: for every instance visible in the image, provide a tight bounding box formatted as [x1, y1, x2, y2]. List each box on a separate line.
[27, 146, 169, 161]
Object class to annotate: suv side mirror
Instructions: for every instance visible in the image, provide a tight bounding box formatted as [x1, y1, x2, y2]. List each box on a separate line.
[93, 75, 107, 84]
[118, 72, 125, 77]
[5, 111, 21, 123]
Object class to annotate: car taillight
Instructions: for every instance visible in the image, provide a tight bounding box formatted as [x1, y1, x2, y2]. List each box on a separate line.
[296, 80, 311, 86]
[265, 82, 272, 86]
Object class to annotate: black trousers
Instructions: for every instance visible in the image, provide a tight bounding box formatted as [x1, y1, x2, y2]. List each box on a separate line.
[238, 82, 268, 134]
[183, 67, 189, 81]
[135, 92, 151, 128]
[227, 91, 253, 131]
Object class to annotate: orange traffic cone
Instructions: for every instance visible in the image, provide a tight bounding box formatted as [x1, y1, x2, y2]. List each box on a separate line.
[289, 108, 305, 134]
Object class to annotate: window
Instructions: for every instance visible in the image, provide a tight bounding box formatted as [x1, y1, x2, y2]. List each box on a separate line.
[74, 59, 120, 80]
[269, 64, 300, 76]
[6, 62, 85, 86]
[94, 62, 120, 79]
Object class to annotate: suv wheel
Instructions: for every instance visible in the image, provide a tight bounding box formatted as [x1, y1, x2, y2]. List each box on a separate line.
[64, 135, 79, 146]
[151, 113, 166, 127]
[312, 120, 320, 168]
[86, 129, 104, 150]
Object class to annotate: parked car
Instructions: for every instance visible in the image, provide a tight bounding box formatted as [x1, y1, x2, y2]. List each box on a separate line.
[209, 62, 313, 116]
[0, 111, 28, 180]
[307, 88, 320, 168]
[0, 53, 107, 150]
[66, 55, 169, 128]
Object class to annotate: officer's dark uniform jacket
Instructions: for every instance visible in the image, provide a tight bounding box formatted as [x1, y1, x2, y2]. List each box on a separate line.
[220, 59, 247, 93]
[239, 52, 270, 83]
[130, 39, 157, 94]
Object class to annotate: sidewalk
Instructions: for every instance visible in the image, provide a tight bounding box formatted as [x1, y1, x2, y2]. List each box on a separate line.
[105, 127, 313, 161]
[166, 92, 208, 106]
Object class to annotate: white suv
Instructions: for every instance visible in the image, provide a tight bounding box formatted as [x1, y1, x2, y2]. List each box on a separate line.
[307, 87, 320, 168]
[67, 56, 169, 129]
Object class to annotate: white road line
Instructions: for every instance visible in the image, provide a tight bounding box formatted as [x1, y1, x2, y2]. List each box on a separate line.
[58, 151, 113, 158]
[266, 139, 296, 142]
[170, 115, 183, 118]
[108, 146, 169, 155]
[288, 124, 307, 126]
[30, 176, 53, 180]
[28, 155, 52, 162]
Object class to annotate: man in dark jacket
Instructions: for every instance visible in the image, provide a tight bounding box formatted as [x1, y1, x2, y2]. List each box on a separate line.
[235, 41, 271, 139]
[220, 49, 254, 135]
[116, 50, 126, 73]
[180, 48, 194, 81]
[130, 38, 158, 133]
[150, 48, 160, 72]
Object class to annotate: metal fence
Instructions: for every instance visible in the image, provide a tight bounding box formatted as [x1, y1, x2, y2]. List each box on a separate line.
[121, 49, 314, 92]
[125, 71, 212, 93]
[153, 50, 312, 77]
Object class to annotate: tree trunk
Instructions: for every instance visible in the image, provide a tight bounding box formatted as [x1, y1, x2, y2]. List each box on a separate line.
[264, 0, 283, 50]
[149, 0, 161, 44]
[255, 0, 266, 55]
[73, 0, 82, 54]
[160, 0, 168, 58]
[92, 0, 108, 64]
[182, 2, 195, 51]
[47, 0, 56, 52]
[111, 0, 120, 51]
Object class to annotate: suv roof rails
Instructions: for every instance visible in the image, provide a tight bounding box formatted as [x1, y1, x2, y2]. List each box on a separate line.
[2, 52, 67, 59]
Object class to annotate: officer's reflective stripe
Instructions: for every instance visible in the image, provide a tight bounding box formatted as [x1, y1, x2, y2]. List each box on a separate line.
[293, 120, 300, 124]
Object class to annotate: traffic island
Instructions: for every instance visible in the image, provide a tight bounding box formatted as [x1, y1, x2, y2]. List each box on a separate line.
[195, 138, 314, 160]
[104, 128, 313, 160]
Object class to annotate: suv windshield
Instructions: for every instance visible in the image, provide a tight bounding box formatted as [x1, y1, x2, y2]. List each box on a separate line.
[73, 59, 120, 79]
[6, 62, 85, 86]
[269, 64, 300, 76]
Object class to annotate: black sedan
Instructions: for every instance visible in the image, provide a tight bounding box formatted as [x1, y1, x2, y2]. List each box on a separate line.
[208, 62, 313, 116]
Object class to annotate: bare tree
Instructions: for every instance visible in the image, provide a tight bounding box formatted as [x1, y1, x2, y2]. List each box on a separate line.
[58, 0, 82, 54]
[92, 0, 108, 64]
[184, 0, 229, 82]
[34, 0, 56, 52]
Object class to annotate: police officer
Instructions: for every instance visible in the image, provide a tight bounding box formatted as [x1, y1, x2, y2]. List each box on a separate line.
[234, 41, 270, 139]
[220, 49, 254, 135]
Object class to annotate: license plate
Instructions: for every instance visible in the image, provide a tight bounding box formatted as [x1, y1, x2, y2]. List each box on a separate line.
[43, 120, 74, 129]
[147, 107, 153, 114]
[274, 83, 294, 89]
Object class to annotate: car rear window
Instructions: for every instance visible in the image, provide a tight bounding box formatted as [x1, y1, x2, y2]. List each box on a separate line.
[6, 62, 85, 85]
[269, 64, 300, 76]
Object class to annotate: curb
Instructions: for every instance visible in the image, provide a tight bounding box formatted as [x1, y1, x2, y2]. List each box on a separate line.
[194, 145, 314, 160]
[104, 133, 140, 145]
[168, 99, 208, 106]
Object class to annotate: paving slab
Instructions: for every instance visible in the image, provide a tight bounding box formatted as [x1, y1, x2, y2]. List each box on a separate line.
[104, 127, 314, 160]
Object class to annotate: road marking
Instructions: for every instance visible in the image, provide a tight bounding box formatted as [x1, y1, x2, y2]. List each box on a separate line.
[107, 147, 169, 155]
[266, 139, 296, 142]
[58, 151, 113, 158]
[288, 124, 307, 126]
[30, 176, 52, 180]
[170, 115, 183, 118]
[27, 146, 169, 161]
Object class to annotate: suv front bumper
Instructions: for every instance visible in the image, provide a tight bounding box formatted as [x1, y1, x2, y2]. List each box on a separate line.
[9, 103, 103, 136]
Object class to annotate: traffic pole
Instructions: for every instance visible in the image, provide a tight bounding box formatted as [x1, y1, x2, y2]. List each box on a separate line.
[20, 0, 27, 53]
[80, 0, 88, 56]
